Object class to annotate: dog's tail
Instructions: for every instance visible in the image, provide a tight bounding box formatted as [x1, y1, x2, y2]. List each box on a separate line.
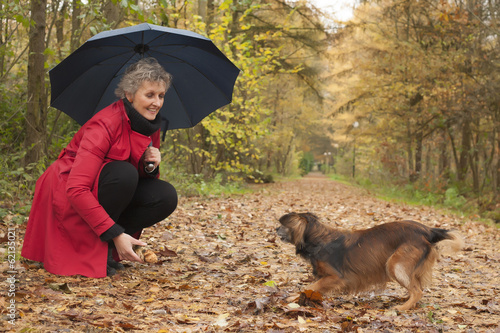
[430, 228, 464, 255]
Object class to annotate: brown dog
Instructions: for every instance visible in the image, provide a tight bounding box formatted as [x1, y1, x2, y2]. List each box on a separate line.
[277, 212, 464, 310]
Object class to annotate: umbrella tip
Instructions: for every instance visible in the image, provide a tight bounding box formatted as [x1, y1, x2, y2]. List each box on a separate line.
[134, 44, 150, 55]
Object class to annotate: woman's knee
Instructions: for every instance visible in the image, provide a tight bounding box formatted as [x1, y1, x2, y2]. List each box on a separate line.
[99, 161, 139, 195]
[156, 181, 178, 218]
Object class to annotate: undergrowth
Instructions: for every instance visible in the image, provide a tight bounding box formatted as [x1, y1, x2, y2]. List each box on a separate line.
[158, 166, 251, 197]
[326, 173, 498, 226]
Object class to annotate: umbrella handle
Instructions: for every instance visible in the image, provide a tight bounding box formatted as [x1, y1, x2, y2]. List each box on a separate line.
[145, 162, 155, 173]
[145, 141, 156, 173]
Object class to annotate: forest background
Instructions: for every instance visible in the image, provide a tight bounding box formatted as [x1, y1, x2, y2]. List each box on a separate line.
[0, 0, 499, 223]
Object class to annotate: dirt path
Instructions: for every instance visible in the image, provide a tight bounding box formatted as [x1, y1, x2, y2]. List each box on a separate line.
[2, 174, 499, 332]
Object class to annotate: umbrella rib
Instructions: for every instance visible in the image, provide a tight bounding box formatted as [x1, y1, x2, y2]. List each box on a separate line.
[148, 47, 234, 127]
[90, 33, 236, 103]
[51, 47, 140, 115]
[165, 82, 195, 128]
[93, 53, 139, 110]
[151, 46, 234, 101]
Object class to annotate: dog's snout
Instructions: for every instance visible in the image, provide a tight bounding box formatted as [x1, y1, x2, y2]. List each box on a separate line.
[276, 225, 290, 242]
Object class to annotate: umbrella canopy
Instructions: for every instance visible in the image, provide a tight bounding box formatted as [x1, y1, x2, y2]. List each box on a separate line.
[49, 23, 240, 130]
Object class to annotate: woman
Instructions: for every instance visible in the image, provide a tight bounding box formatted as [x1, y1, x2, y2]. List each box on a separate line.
[22, 58, 178, 278]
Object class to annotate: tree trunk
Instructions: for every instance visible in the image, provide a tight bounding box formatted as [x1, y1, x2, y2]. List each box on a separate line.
[102, 1, 123, 28]
[70, 0, 82, 52]
[412, 124, 423, 182]
[439, 128, 450, 181]
[406, 119, 414, 181]
[24, 0, 47, 167]
[425, 143, 431, 179]
[198, 0, 207, 21]
[458, 117, 471, 182]
[206, 0, 215, 27]
[187, 125, 205, 174]
[497, 133, 500, 194]
[55, 1, 66, 44]
[0, 1, 4, 76]
[469, 128, 480, 193]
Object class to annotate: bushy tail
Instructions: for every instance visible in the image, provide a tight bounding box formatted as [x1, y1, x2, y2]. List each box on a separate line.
[430, 228, 464, 256]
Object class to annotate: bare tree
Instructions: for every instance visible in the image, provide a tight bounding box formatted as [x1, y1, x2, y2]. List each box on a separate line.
[24, 0, 47, 166]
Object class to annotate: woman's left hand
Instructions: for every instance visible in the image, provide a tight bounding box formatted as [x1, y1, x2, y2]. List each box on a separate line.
[144, 146, 161, 169]
[112, 233, 147, 263]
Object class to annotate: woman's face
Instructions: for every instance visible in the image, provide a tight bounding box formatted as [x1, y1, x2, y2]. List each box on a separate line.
[126, 80, 166, 121]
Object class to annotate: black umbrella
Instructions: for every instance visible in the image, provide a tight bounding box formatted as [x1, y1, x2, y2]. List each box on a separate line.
[49, 23, 240, 130]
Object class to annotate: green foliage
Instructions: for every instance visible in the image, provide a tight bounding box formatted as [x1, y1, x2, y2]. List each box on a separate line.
[444, 187, 467, 210]
[298, 152, 314, 176]
[0, 207, 28, 225]
[0, 152, 46, 212]
[0, 66, 34, 208]
[333, 173, 479, 218]
[160, 165, 248, 197]
[245, 170, 274, 184]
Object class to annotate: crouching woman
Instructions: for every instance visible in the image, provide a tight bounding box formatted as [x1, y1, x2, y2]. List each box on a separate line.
[22, 58, 178, 277]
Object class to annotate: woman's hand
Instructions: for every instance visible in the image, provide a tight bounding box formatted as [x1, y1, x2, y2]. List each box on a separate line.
[112, 233, 147, 263]
[144, 146, 161, 169]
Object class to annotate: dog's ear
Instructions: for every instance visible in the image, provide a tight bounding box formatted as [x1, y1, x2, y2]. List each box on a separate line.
[279, 213, 308, 248]
[301, 212, 319, 222]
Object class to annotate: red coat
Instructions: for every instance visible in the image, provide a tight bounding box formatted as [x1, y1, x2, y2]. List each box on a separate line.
[22, 100, 160, 278]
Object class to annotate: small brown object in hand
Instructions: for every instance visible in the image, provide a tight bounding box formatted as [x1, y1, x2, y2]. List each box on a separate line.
[134, 246, 159, 263]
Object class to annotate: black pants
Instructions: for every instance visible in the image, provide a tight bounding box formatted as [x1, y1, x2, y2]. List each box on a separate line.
[98, 161, 177, 235]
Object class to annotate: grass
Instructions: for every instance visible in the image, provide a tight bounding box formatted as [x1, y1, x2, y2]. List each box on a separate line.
[325, 173, 498, 226]
[161, 171, 252, 198]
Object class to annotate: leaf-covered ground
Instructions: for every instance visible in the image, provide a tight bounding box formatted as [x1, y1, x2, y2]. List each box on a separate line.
[2, 173, 499, 332]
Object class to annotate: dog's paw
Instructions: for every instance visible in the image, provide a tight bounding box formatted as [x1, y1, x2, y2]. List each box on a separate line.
[298, 289, 323, 306]
[286, 290, 323, 306]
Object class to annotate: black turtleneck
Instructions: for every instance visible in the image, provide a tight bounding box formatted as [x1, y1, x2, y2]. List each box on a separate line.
[123, 99, 162, 136]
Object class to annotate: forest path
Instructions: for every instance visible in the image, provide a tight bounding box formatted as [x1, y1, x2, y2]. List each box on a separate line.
[3, 174, 499, 332]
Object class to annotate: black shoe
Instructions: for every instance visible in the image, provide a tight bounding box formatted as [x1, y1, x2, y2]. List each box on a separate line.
[107, 264, 117, 277]
[107, 248, 125, 270]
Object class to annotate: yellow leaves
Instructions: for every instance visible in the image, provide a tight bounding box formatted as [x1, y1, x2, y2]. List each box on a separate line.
[123, 281, 141, 289]
[214, 313, 230, 327]
[263, 280, 276, 287]
[218, 0, 231, 11]
[439, 12, 450, 23]
[174, 314, 201, 324]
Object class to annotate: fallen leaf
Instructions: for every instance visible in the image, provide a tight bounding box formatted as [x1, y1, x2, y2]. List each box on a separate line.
[159, 248, 177, 257]
[214, 313, 230, 327]
[298, 289, 323, 305]
[47, 283, 72, 294]
[174, 314, 200, 324]
[263, 280, 277, 287]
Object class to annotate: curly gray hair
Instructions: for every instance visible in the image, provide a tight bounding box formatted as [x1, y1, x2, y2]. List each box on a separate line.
[115, 57, 173, 99]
